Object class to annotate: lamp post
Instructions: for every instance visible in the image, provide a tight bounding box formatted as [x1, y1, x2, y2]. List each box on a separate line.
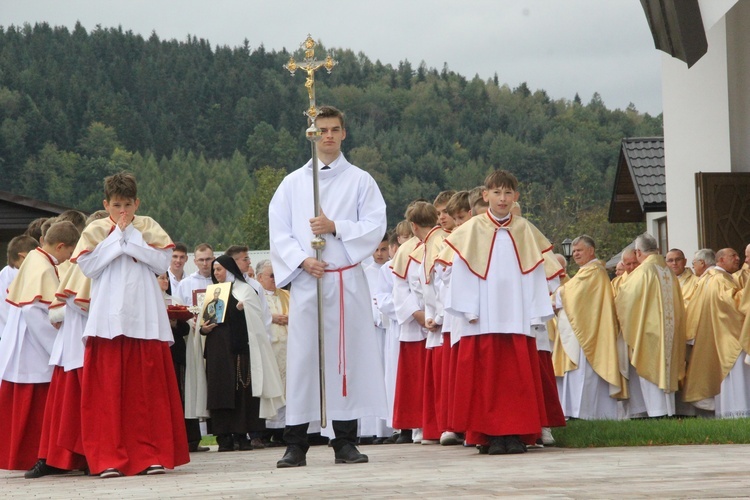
[561, 238, 573, 264]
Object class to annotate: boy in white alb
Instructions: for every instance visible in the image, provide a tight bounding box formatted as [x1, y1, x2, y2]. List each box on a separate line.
[442, 170, 554, 455]
[0, 222, 79, 470]
[72, 173, 189, 478]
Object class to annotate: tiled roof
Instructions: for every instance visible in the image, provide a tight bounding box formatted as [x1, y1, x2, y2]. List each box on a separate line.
[621, 137, 666, 209]
[608, 137, 665, 223]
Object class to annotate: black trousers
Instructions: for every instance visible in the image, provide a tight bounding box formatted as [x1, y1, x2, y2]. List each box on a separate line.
[283, 420, 357, 453]
[186, 418, 202, 447]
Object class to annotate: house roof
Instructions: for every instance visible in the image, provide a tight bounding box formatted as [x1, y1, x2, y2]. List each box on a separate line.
[608, 137, 666, 223]
[0, 190, 79, 241]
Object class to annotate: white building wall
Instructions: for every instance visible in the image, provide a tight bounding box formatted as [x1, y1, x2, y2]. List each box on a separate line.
[727, 1, 750, 173]
[661, 17, 731, 259]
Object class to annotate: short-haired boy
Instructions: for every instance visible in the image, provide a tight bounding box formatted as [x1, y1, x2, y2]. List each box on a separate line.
[72, 172, 189, 477]
[442, 170, 555, 455]
[26, 213, 107, 478]
[168, 241, 189, 293]
[0, 221, 79, 470]
[433, 191, 457, 233]
[0, 235, 39, 337]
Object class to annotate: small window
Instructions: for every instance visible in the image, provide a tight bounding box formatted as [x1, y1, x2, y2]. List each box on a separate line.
[656, 218, 668, 255]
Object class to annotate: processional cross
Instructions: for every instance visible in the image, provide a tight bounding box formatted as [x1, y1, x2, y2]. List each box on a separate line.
[283, 35, 337, 428]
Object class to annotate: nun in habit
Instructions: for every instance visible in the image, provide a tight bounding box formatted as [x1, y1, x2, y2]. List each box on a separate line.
[200, 255, 284, 452]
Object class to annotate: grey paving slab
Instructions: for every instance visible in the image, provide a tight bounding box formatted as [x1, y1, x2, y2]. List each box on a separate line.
[2, 443, 750, 499]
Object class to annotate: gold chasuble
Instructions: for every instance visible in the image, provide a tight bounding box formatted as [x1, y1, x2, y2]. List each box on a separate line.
[615, 254, 686, 393]
[611, 272, 627, 298]
[437, 212, 551, 278]
[5, 248, 59, 307]
[549, 274, 574, 377]
[390, 236, 421, 279]
[559, 260, 625, 396]
[682, 269, 745, 402]
[735, 263, 750, 289]
[72, 216, 174, 260]
[677, 268, 700, 307]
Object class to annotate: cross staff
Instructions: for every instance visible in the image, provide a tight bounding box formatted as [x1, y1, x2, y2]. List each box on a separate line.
[283, 34, 336, 429]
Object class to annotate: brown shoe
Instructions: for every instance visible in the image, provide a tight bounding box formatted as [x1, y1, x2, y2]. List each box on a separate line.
[250, 437, 266, 449]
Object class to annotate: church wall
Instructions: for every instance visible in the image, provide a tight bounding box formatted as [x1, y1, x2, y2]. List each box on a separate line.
[727, 1, 750, 173]
[661, 17, 731, 260]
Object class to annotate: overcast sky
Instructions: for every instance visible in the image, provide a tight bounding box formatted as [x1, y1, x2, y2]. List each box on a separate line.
[0, 0, 664, 115]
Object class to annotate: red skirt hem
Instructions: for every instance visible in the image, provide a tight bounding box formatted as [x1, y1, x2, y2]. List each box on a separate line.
[0, 382, 49, 470]
[81, 336, 190, 476]
[452, 334, 544, 440]
[392, 339, 426, 429]
[422, 344, 444, 440]
[538, 351, 566, 428]
[39, 366, 86, 470]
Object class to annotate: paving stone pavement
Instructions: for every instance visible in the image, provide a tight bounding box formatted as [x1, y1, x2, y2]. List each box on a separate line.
[3, 442, 750, 498]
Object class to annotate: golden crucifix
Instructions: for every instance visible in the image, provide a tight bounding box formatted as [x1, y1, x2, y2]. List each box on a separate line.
[284, 35, 337, 121]
[283, 34, 336, 428]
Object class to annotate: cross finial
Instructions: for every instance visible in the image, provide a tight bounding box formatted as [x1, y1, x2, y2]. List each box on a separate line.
[284, 34, 337, 121]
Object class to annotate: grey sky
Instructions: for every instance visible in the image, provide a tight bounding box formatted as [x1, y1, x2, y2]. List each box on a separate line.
[0, 0, 664, 115]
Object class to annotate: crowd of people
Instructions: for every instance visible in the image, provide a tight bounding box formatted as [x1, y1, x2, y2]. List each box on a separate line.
[1, 104, 750, 480]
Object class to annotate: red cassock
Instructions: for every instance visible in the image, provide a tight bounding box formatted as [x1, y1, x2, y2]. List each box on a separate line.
[0, 382, 49, 470]
[38, 366, 87, 470]
[81, 336, 190, 476]
[421, 343, 444, 440]
[392, 339, 426, 430]
[537, 350, 566, 427]
[453, 334, 545, 446]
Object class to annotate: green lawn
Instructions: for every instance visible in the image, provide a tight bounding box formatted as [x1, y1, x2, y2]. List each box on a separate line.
[201, 418, 750, 448]
[553, 417, 750, 448]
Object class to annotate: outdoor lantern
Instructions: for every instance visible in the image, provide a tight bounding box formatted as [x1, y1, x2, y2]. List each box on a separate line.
[561, 238, 573, 262]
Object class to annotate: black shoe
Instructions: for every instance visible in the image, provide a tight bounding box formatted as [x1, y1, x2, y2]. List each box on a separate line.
[24, 459, 67, 479]
[395, 429, 413, 444]
[334, 443, 369, 464]
[504, 435, 527, 454]
[382, 432, 399, 444]
[217, 434, 235, 452]
[487, 436, 507, 455]
[237, 436, 253, 451]
[276, 446, 307, 468]
[358, 436, 375, 445]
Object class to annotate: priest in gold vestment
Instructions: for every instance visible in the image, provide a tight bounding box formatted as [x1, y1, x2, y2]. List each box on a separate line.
[615, 234, 686, 418]
[734, 244, 750, 288]
[256, 259, 289, 429]
[666, 249, 699, 307]
[683, 248, 750, 417]
[554, 236, 626, 420]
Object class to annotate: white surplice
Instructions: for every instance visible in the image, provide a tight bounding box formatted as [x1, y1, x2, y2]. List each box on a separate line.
[176, 272, 213, 307]
[360, 260, 391, 437]
[0, 302, 58, 385]
[269, 153, 388, 427]
[446, 231, 553, 338]
[48, 298, 87, 371]
[0, 266, 18, 339]
[392, 258, 427, 342]
[376, 259, 401, 428]
[77, 223, 173, 343]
